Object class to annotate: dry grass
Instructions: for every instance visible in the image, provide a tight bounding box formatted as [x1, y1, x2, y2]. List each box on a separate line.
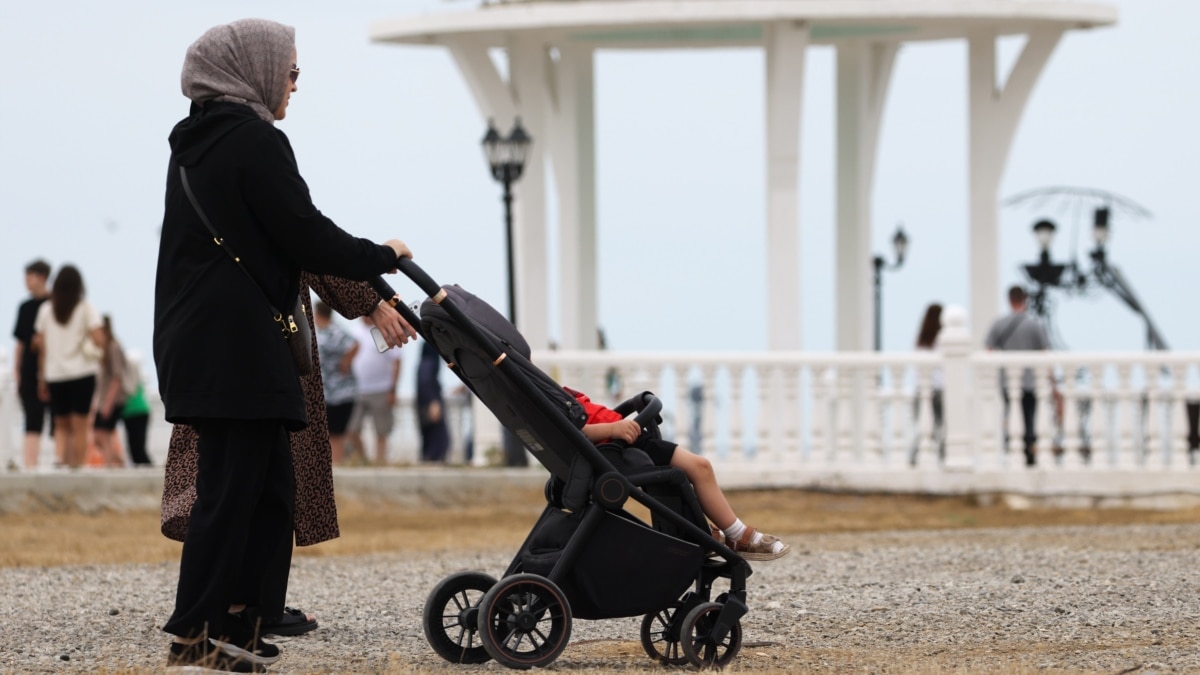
[5, 487, 1200, 568]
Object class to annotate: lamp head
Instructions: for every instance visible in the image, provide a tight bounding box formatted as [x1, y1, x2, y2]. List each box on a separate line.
[1032, 219, 1057, 252]
[891, 224, 909, 264]
[506, 118, 532, 168]
[1092, 207, 1110, 248]
[481, 119, 504, 172]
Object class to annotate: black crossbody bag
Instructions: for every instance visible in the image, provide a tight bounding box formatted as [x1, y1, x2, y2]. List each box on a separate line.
[178, 166, 314, 376]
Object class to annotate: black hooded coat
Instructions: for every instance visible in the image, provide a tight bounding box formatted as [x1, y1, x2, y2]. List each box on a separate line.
[154, 102, 396, 430]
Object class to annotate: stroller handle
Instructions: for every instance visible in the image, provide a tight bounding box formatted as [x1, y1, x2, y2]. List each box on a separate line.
[368, 275, 423, 338]
[613, 391, 663, 429]
[396, 256, 441, 298]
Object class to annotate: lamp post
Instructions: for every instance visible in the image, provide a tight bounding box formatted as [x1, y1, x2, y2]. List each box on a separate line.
[872, 224, 909, 351]
[481, 118, 532, 468]
[481, 117, 532, 325]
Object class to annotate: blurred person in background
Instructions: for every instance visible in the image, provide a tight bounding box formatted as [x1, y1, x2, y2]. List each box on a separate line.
[34, 264, 104, 469]
[120, 350, 153, 466]
[346, 314, 402, 465]
[93, 315, 132, 468]
[910, 303, 945, 465]
[416, 339, 449, 463]
[11, 259, 53, 469]
[312, 300, 358, 465]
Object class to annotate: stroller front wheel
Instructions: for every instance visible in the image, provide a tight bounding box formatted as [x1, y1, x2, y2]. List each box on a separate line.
[680, 601, 742, 670]
[478, 573, 573, 669]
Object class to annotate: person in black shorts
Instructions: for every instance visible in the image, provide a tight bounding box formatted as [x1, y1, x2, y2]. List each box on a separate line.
[313, 301, 359, 464]
[11, 260, 52, 469]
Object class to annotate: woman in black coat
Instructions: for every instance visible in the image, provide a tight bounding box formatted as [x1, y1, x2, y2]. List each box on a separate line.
[154, 18, 413, 671]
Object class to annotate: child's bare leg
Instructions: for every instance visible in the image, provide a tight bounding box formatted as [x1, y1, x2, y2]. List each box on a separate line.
[669, 448, 736, 530]
[670, 446, 791, 560]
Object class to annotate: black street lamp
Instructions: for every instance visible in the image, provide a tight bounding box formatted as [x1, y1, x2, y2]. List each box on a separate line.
[873, 224, 909, 351]
[481, 117, 532, 326]
[481, 118, 532, 468]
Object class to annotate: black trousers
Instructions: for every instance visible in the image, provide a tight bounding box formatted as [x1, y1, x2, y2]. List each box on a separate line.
[121, 414, 152, 466]
[1002, 390, 1038, 466]
[162, 419, 295, 639]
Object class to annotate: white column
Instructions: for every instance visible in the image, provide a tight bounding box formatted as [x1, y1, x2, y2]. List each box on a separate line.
[764, 21, 809, 350]
[835, 41, 898, 351]
[508, 39, 551, 350]
[547, 45, 598, 350]
[967, 29, 1063, 341]
[444, 35, 552, 350]
[444, 36, 517, 125]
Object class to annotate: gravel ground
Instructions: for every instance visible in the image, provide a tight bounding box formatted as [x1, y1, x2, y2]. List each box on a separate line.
[3, 523, 1199, 674]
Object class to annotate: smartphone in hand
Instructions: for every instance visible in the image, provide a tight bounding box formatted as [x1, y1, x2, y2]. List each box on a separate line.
[370, 326, 390, 353]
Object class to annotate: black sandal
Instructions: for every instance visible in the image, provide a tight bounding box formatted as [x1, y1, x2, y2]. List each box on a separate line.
[246, 606, 319, 637]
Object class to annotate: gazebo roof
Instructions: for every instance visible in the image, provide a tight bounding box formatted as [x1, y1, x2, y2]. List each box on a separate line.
[370, 0, 1117, 48]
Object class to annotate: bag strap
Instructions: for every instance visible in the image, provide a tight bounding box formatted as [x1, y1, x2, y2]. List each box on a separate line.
[993, 313, 1027, 350]
[179, 166, 295, 332]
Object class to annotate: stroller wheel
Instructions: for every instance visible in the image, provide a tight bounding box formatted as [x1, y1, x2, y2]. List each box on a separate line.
[680, 602, 742, 670]
[422, 571, 497, 664]
[640, 600, 689, 666]
[478, 573, 573, 669]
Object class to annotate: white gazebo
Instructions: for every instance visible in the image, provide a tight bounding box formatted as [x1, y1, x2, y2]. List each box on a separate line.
[371, 0, 1117, 352]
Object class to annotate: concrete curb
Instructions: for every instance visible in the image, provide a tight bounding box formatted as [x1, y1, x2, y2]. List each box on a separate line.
[0, 466, 553, 513]
[3, 464, 1199, 512]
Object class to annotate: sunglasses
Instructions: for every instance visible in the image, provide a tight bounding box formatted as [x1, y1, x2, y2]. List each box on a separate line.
[289, 66, 301, 84]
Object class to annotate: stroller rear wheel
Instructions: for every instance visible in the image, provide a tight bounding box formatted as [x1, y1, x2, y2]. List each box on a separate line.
[640, 600, 689, 666]
[478, 573, 573, 669]
[680, 601, 742, 670]
[422, 571, 497, 664]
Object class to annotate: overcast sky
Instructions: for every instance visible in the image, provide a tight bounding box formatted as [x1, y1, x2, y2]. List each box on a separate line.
[1, 0, 1196, 392]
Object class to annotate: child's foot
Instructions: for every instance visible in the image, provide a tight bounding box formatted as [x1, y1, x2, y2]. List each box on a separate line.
[726, 526, 790, 561]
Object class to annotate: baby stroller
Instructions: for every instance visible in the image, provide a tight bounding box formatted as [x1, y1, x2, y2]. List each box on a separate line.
[383, 260, 754, 670]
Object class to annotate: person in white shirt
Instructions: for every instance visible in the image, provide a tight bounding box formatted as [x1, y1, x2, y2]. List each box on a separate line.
[33, 265, 105, 469]
[347, 314, 402, 465]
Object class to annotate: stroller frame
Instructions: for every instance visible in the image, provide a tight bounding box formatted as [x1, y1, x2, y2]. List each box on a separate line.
[383, 261, 753, 670]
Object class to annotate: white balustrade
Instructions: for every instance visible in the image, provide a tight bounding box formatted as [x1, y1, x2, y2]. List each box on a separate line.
[2, 337, 1198, 486]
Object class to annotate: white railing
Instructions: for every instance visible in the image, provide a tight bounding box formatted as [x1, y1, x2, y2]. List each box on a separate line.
[5, 307, 1199, 491]
[520, 350, 1200, 470]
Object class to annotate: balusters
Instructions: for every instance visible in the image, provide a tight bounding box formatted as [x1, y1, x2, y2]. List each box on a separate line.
[1169, 365, 1190, 466]
[755, 364, 775, 466]
[974, 364, 1003, 469]
[782, 365, 802, 464]
[910, 363, 930, 467]
[1003, 366, 1024, 467]
[886, 364, 908, 467]
[699, 365, 718, 457]
[1058, 365, 1084, 469]
[727, 364, 746, 462]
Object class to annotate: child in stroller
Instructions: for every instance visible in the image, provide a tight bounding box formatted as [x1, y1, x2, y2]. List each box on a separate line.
[568, 387, 790, 561]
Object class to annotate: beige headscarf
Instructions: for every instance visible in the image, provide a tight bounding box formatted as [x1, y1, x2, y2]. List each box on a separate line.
[180, 18, 295, 124]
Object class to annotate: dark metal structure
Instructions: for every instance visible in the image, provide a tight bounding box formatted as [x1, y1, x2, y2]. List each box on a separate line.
[873, 223, 909, 351]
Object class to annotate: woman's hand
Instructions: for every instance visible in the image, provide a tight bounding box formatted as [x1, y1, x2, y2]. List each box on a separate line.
[384, 239, 413, 268]
[371, 299, 417, 348]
